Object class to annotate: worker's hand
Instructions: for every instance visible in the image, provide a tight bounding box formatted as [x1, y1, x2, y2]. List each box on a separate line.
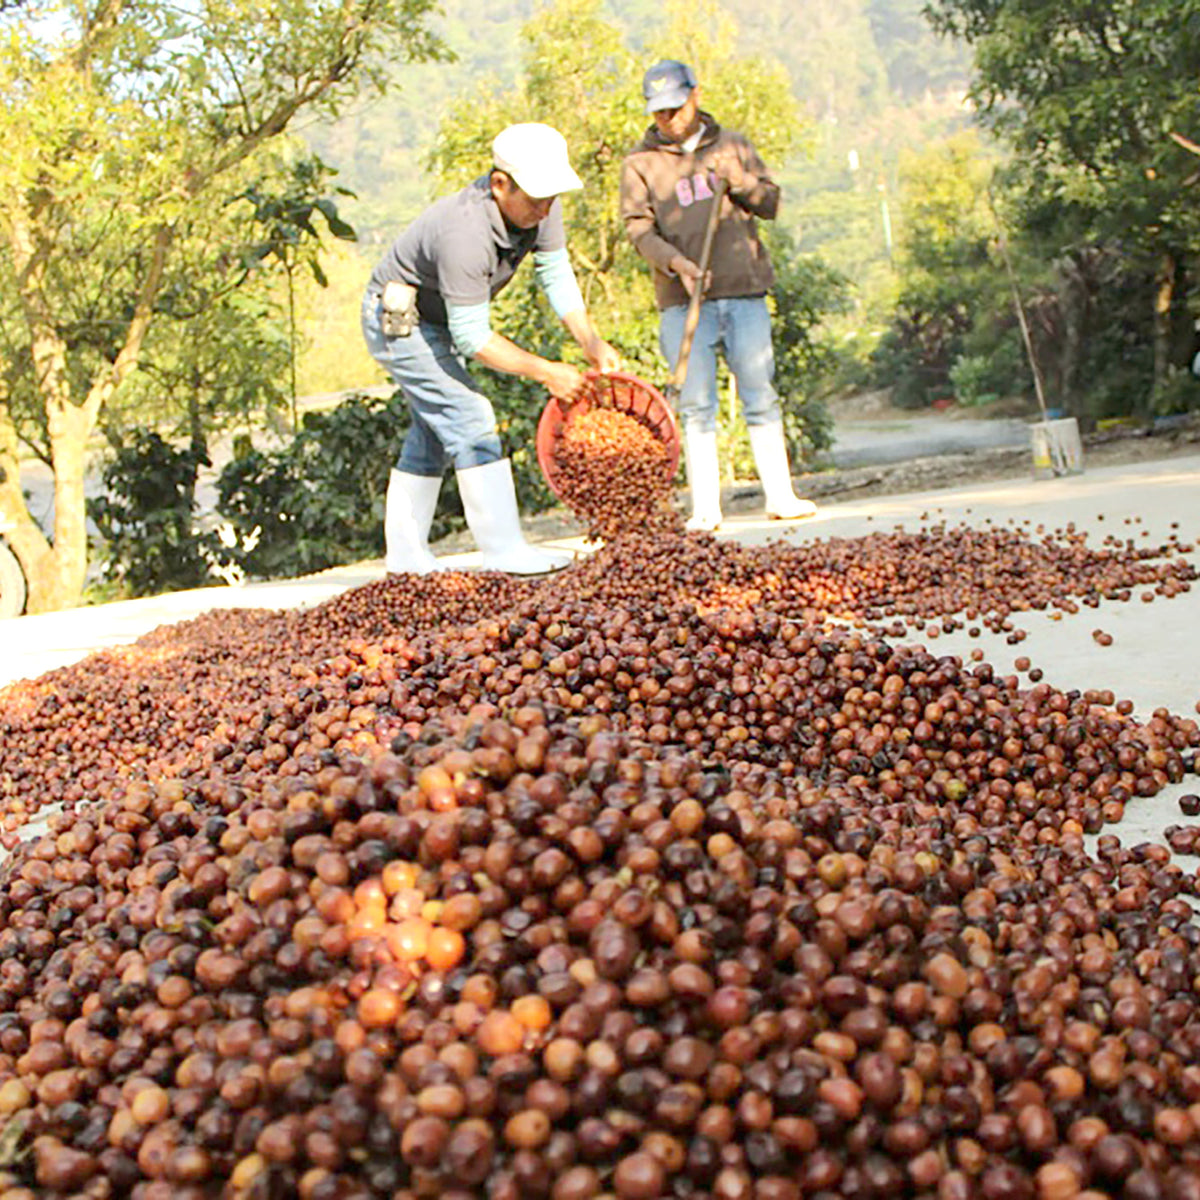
[540, 360, 587, 403]
[669, 253, 708, 297]
[586, 338, 621, 374]
[712, 153, 748, 192]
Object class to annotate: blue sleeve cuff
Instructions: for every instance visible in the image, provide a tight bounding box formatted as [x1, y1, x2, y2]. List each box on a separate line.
[534, 248, 585, 319]
[446, 301, 492, 358]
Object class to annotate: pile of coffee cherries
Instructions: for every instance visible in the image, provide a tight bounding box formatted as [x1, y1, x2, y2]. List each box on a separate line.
[552, 407, 676, 541]
[0, 520, 1196, 1200]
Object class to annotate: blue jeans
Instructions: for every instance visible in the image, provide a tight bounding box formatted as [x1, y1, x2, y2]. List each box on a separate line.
[361, 290, 503, 475]
[659, 295, 781, 435]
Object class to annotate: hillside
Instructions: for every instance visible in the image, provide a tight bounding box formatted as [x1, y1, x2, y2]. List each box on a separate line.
[303, 0, 971, 246]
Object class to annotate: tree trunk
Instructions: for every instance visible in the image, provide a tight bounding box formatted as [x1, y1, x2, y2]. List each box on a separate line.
[287, 266, 299, 432]
[1152, 250, 1176, 411]
[6, 200, 99, 610]
[0, 357, 99, 614]
[1057, 255, 1087, 420]
[7, 205, 172, 612]
[41, 393, 96, 610]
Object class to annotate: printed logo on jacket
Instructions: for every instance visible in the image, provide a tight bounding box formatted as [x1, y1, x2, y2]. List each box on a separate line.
[675, 171, 717, 207]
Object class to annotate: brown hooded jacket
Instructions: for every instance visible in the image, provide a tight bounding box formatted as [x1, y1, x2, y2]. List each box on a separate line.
[619, 112, 779, 311]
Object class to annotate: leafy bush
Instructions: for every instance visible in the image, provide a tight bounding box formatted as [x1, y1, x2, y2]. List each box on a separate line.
[869, 286, 972, 408]
[959, 318, 1031, 399]
[215, 391, 416, 579]
[769, 243, 850, 460]
[1150, 365, 1200, 417]
[949, 353, 1001, 407]
[90, 432, 225, 597]
[948, 354, 998, 407]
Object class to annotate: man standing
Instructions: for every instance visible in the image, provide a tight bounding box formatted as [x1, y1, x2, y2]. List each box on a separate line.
[363, 122, 619, 575]
[620, 60, 816, 532]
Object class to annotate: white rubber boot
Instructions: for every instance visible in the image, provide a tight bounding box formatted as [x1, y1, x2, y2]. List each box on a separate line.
[385, 469, 443, 575]
[684, 426, 723, 532]
[456, 459, 571, 575]
[748, 420, 817, 520]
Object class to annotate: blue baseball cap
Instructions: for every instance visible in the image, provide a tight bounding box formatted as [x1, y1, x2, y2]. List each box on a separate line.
[642, 59, 697, 113]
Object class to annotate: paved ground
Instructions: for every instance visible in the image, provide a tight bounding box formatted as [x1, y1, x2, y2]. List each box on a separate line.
[827, 412, 1030, 468]
[3, 452, 1199, 860]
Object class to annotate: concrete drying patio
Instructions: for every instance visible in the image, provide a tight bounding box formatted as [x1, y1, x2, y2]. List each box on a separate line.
[3, 452, 1199, 855]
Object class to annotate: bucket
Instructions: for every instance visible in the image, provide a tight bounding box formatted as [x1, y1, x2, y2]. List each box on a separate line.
[536, 372, 681, 504]
[1030, 417, 1084, 479]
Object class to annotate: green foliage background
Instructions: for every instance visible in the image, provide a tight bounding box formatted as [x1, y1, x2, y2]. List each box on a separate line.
[91, 433, 223, 597]
[62, 0, 1200, 600]
[295, 0, 977, 404]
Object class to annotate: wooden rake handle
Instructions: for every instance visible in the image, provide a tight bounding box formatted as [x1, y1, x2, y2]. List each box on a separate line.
[667, 175, 729, 399]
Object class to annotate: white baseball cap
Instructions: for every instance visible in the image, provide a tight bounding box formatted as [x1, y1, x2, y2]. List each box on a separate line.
[492, 123, 583, 199]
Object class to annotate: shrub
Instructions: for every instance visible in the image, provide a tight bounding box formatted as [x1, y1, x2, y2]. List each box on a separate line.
[90, 432, 225, 597]
[215, 390, 412, 579]
[949, 354, 1000, 407]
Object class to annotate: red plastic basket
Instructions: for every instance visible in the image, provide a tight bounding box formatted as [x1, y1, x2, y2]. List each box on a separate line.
[536, 371, 681, 504]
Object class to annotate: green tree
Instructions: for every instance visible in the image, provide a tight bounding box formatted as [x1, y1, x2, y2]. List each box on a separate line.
[870, 130, 1015, 406]
[0, 0, 447, 612]
[925, 0, 1200, 410]
[100, 153, 351, 458]
[898, 133, 996, 274]
[79, 151, 357, 604]
[235, 155, 359, 426]
[108, 289, 293, 457]
[411, 0, 853, 511]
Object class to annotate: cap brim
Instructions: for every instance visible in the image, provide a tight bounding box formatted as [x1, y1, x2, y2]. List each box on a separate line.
[646, 86, 693, 113]
[512, 164, 583, 200]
